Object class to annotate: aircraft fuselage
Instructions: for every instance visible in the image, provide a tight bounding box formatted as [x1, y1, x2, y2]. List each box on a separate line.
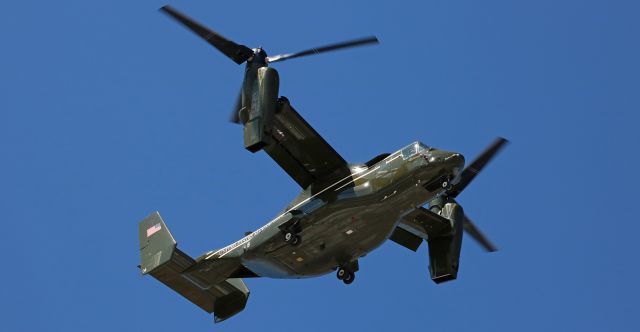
[198, 141, 465, 278]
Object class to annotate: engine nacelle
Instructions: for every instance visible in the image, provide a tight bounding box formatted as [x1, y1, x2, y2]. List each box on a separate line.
[241, 66, 280, 152]
[427, 201, 464, 284]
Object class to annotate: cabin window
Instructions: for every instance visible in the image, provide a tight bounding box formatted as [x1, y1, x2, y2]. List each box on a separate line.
[401, 142, 428, 160]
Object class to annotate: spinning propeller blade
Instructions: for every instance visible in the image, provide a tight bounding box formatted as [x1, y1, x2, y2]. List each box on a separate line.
[160, 6, 379, 122]
[463, 216, 497, 252]
[160, 5, 254, 64]
[230, 89, 242, 123]
[450, 137, 509, 198]
[434, 138, 509, 252]
[267, 36, 379, 63]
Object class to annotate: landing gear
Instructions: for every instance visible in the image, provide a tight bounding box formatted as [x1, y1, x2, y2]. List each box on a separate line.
[336, 266, 355, 285]
[343, 271, 355, 284]
[280, 214, 303, 247]
[442, 176, 454, 191]
[283, 231, 301, 246]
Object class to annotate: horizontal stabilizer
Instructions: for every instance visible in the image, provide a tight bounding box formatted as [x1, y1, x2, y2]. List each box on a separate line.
[138, 212, 250, 323]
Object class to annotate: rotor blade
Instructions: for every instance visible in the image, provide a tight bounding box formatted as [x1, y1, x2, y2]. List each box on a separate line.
[450, 137, 509, 197]
[229, 89, 242, 124]
[463, 215, 497, 252]
[160, 5, 254, 64]
[267, 36, 379, 63]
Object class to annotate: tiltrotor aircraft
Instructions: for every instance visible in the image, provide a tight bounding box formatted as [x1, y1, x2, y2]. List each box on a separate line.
[138, 5, 509, 323]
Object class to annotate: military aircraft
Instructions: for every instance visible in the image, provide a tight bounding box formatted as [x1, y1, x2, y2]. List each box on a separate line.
[138, 5, 509, 323]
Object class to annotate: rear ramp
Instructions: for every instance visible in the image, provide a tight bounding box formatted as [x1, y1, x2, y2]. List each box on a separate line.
[139, 212, 250, 323]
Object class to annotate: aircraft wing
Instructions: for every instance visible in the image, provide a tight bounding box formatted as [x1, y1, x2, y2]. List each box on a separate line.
[263, 98, 351, 189]
[389, 207, 452, 251]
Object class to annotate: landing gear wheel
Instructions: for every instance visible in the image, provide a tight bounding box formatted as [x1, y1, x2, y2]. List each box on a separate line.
[442, 176, 455, 191]
[342, 271, 355, 284]
[336, 267, 355, 284]
[284, 231, 301, 246]
[290, 235, 301, 246]
[336, 267, 347, 280]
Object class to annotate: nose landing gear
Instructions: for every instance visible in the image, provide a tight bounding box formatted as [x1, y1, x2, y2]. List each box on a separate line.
[442, 174, 458, 191]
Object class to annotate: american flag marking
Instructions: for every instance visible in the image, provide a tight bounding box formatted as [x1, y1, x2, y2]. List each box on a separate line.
[146, 223, 162, 237]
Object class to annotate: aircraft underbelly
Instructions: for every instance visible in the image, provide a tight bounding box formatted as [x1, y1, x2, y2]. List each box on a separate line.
[240, 174, 433, 279]
[249, 195, 416, 278]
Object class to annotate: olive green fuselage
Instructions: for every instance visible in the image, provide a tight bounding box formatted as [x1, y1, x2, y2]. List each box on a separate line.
[199, 143, 464, 278]
[149, 7, 506, 321]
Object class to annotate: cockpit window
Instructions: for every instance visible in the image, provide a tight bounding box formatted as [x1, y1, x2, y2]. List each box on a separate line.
[401, 141, 428, 159]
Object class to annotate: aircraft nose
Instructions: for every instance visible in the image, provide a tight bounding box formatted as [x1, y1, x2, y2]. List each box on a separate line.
[427, 150, 464, 167]
[426, 150, 465, 177]
[445, 153, 465, 169]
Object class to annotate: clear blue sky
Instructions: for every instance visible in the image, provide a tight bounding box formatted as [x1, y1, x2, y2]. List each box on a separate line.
[2, 0, 639, 331]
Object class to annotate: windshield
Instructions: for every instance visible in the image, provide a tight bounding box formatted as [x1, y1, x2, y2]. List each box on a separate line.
[401, 141, 429, 159]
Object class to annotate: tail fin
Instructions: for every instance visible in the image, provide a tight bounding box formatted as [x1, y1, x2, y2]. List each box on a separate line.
[138, 212, 250, 323]
[139, 212, 178, 274]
